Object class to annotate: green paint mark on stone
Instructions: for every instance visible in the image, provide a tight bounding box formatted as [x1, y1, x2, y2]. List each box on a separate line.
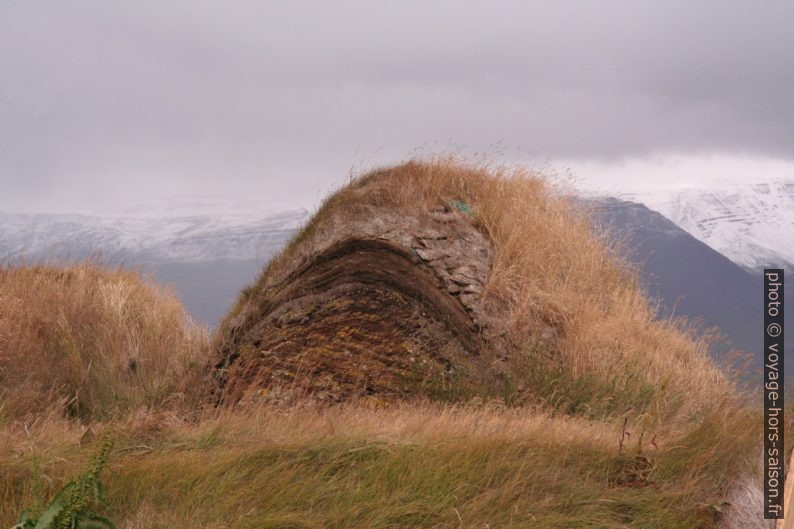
[451, 200, 474, 217]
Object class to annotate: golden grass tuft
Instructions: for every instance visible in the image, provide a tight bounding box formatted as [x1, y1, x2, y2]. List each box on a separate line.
[0, 262, 208, 421]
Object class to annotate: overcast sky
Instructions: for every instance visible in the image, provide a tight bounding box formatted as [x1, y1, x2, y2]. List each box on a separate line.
[1, 1, 793, 213]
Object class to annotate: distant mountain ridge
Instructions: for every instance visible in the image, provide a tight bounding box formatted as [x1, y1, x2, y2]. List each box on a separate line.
[0, 206, 307, 325]
[0, 208, 306, 263]
[615, 178, 794, 273]
[583, 196, 788, 373]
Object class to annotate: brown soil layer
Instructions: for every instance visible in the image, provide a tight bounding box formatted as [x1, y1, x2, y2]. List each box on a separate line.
[210, 207, 505, 405]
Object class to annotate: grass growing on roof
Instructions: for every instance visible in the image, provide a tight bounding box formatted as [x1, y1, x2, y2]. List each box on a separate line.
[220, 157, 734, 426]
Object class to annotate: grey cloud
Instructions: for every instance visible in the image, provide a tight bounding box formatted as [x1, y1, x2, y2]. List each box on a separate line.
[1, 0, 792, 211]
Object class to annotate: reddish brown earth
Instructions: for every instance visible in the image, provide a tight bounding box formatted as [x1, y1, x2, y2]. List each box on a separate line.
[209, 205, 515, 405]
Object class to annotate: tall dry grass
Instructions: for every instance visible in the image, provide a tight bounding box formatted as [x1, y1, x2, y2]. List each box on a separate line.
[230, 157, 736, 427]
[0, 262, 207, 421]
[0, 400, 768, 528]
[0, 159, 768, 527]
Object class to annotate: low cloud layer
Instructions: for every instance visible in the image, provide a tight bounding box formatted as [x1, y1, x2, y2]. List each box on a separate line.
[1, 1, 792, 212]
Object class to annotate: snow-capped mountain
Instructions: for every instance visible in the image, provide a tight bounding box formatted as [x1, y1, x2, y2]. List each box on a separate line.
[584, 196, 772, 371]
[0, 206, 308, 264]
[0, 199, 310, 325]
[613, 179, 794, 272]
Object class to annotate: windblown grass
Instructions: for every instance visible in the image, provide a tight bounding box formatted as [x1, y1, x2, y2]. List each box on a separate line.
[226, 157, 733, 426]
[0, 262, 207, 421]
[0, 158, 771, 527]
[0, 401, 764, 529]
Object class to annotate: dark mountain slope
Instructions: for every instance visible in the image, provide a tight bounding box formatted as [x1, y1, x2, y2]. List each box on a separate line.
[585, 197, 788, 373]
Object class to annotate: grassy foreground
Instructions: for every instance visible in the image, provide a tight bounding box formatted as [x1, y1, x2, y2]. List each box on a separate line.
[0, 402, 760, 529]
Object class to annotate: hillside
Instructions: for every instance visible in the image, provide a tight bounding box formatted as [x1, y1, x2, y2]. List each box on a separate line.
[618, 178, 794, 273]
[0, 160, 770, 528]
[212, 161, 735, 417]
[584, 197, 769, 372]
